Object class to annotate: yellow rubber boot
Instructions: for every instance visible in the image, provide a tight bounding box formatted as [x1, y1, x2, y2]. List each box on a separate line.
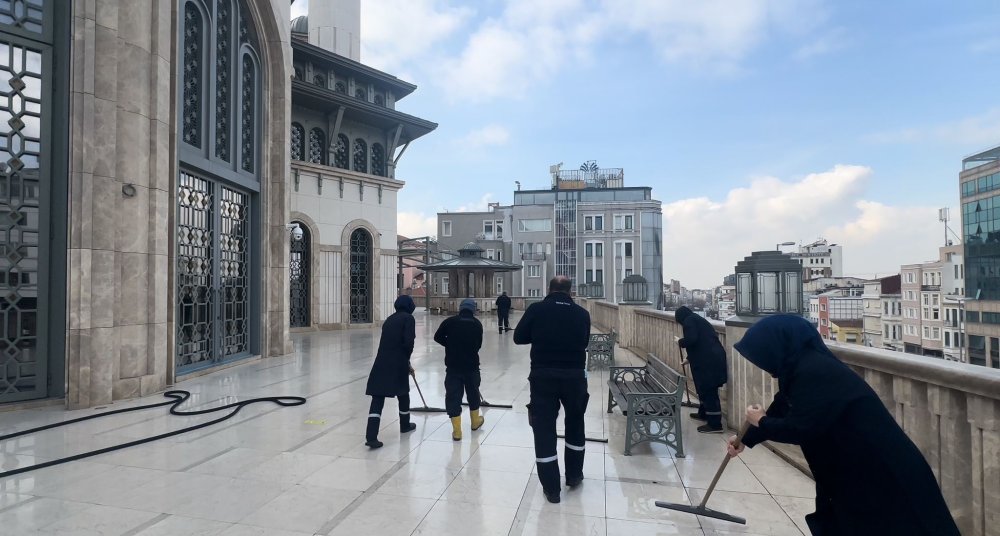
[470, 409, 485, 431]
[450, 416, 462, 441]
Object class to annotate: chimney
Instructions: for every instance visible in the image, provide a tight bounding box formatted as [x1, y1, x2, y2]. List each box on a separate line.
[308, 0, 361, 61]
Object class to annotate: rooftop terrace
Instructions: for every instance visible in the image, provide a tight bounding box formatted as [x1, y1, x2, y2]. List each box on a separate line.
[0, 313, 817, 535]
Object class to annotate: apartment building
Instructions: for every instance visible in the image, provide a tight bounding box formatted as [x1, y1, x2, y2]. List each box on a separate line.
[900, 245, 964, 359]
[817, 287, 864, 340]
[790, 239, 844, 281]
[862, 275, 901, 348]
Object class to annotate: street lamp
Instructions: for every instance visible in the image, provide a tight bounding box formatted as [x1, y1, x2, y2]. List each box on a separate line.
[775, 241, 796, 251]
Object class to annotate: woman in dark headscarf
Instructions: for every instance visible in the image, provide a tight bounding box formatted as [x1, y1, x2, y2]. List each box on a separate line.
[675, 306, 728, 433]
[364, 295, 418, 449]
[728, 315, 959, 535]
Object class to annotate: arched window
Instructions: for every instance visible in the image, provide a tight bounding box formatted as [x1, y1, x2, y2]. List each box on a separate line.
[239, 52, 256, 173]
[350, 229, 373, 323]
[353, 138, 367, 174]
[334, 81, 346, 94]
[334, 134, 348, 169]
[308, 128, 326, 165]
[181, 2, 204, 147]
[289, 222, 311, 327]
[177, 0, 261, 373]
[371, 143, 386, 177]
[373, 93, 385, 106]
[313, 73, 326, 87]
[290, 122, 304, 161]
[355, 87, 367, 100]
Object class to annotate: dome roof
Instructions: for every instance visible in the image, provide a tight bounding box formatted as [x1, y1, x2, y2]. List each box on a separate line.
[291, 15, 308, 35]
[459, 242, 484, 254]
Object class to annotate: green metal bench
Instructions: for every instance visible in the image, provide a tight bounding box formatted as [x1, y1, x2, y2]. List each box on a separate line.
[586, 329, 617, 370]
[607, 353, 686, 457]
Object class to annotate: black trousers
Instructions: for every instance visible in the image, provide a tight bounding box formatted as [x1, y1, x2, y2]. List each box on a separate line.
[695, 384, 722, 428]
[444, 369, 481, 417]
[497, 310, 510, 331]
[527, 369, 589, 493]
[367, 394, 411, 440]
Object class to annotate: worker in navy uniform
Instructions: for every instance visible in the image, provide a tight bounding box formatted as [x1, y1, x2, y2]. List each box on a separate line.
[364, 295, 418, 449]
[675, 305, 727, 433]
[728, 315, 960, 536]
[495, 291, 512, 334]
[434, 298, 485, 440]
[513, 276, 591, 504]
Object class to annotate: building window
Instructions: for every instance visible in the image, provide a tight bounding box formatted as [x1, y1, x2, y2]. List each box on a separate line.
[308, 127, 327, 165]
[334, 134, 348, 169]
[355, 87, 367, 100]
[289, 222, 311, 327]
[290, 122, 304, 161]
[585, 243, 593, 258]
[486, 249, 495, 260]
[313, 73, 326, 87]
[614, 214, 634, 231]
[625, 268, 633, 278]
[182, 2, 204, 148]
[584, 215, 604, 231]
[623, 242, 633, 257]
[496, 276, 503, 293]
[483, 220, 494, 240]
[374, 93, 385, 106]
[349, 229, 373, 323]
[518, 219, 552, 232]
[528, 265, 541, 277]
[495, 220, 503, 240]
[932, 308, 940, 320]
[353, 138, 368, 173]
[906, 272, 914, 283]
[334, 81, 346, 93]
[371, 143, 386, 176]
[441, 221, 452, 237]
[497, 250, 502, 262]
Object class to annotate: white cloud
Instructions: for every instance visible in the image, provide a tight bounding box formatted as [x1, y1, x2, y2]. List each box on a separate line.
[457, 125, 511, 148]
[360, 0, 473, 73]
[793, 27, 849, 61]
[398, 211, 438, 239]
[456, 193, 495, 212]
[865, 109, 1000, 146]
[290, 0, 307, 20]
[356, 0, 831, 101]
[663, 165, 946, 288]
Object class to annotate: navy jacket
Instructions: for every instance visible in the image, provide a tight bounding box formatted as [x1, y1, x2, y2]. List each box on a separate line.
[433, 310, 483, 371]
[365, 296, 416, 397]
[495, 294, 512, 312]
[676, 306, 727, 390]
[513, 292, 590, 370]
[736, 315, 959, 536]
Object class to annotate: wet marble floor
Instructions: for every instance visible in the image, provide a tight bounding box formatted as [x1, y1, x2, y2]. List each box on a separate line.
[0, 311, 814, 535]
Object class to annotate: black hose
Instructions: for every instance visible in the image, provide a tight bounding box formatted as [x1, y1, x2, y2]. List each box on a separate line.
[0, 390, 306, 479]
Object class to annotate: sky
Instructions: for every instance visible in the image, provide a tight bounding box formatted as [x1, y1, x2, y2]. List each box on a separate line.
[292, 0, 1000, 289]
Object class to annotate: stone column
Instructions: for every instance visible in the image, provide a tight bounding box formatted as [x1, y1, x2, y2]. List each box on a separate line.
[967, 394, 1000, 536]
[67, 0, 173, 408]
[927, 385, 972, 534]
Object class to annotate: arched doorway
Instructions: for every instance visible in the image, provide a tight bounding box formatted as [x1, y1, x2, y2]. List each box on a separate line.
[289, 222, 310, 327]
[349, 228, 372, 323]
[176, 0, 262, 373]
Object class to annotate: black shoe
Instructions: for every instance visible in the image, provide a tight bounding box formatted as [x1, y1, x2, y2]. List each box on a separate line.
[401, 422, 417, 434]
[544, 490, 561, 504]
[565, 475, 583, 488]
[697, 424, 723, 434]
[689, 413, 707, 422]
[365, 439, 384, 449]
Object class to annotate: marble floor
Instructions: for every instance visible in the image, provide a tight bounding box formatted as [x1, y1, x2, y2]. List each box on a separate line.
[0, 311, 815, 535]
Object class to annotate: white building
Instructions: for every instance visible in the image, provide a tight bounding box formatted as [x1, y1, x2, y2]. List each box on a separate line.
[790, 239, 843, 281]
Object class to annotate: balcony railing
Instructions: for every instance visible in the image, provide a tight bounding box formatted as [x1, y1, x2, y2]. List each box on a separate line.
[922, 285, 941, 291]
[521, 252, 546, 261]
[578, 297, 1000, 536]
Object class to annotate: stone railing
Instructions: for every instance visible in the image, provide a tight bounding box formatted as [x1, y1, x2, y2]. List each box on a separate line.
[579, 298, 1000, 536]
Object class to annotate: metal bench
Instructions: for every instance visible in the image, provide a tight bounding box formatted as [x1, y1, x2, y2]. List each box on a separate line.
[587, 330, 617, 370]
[607, 353, 686, 457]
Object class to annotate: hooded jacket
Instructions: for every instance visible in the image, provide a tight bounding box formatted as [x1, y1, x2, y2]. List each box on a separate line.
[735, 315, 959, 535]
[365, 296, 416, 397]
[434, 309, 483, 371]
[675, 306, 727, 390]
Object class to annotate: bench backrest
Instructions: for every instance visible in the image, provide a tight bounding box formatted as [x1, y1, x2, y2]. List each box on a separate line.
[646, 353, 684, 392]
